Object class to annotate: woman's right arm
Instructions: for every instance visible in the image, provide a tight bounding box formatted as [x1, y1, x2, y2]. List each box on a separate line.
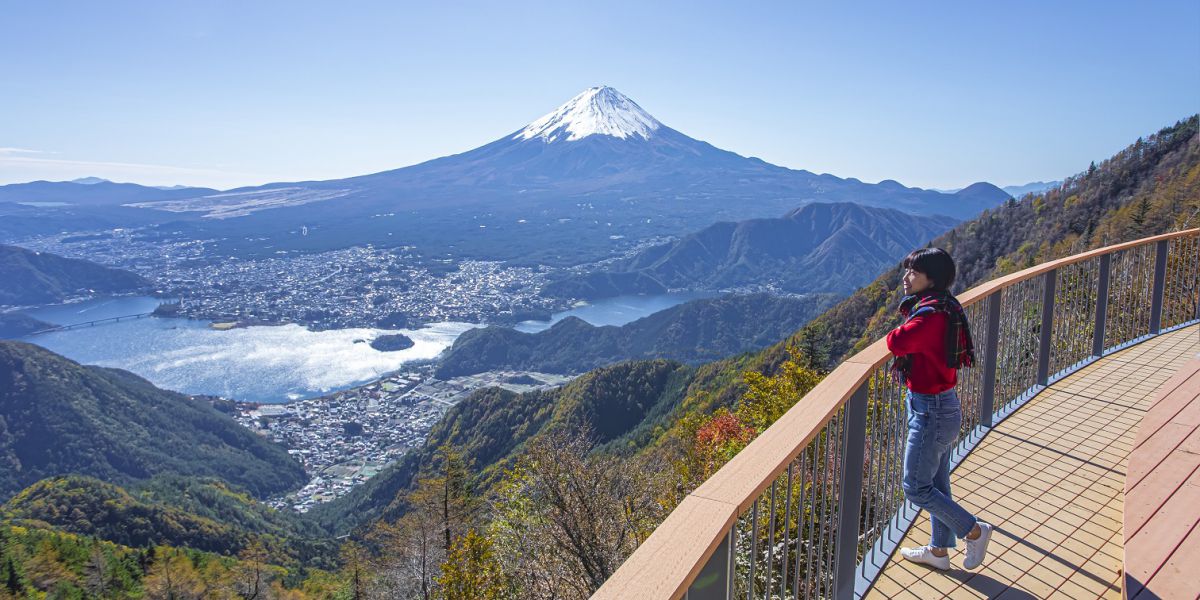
[886, 314, 936, 356]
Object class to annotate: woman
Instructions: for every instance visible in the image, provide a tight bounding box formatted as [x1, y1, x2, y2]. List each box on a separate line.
[885, 247, 992, 571]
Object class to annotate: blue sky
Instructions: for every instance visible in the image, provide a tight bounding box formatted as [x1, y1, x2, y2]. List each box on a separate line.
[2, 1, 1197, 190]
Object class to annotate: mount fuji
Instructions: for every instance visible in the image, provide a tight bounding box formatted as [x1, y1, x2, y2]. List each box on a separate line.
[6, 87, 1010, 264]
[275, 86, 1005, 214]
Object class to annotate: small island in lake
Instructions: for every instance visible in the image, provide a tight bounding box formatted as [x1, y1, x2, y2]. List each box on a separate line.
[370, 333, 415, 352]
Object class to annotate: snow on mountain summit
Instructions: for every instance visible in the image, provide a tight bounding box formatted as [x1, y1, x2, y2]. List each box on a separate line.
[515, 86, 662, 143]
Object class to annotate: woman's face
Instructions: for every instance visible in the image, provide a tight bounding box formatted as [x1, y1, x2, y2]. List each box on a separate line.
[903, 267, 932, 295]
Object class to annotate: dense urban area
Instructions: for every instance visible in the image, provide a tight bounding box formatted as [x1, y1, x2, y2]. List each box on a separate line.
[225, 366, 572, 511]
[16, 229, 678, 329]
[19, 232, 573, 328]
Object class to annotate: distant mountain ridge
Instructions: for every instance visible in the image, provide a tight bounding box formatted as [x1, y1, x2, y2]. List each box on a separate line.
[210, 87, 1009, 220]
[0, 341, 307, 501]
[435, 292, 841, 378]
[1002, 180, 1061, 198]
[545, 202, 960, 299]
[0, 179, 217, 206]
[0, 244, 150, 306]
[0, 179, 221, 241]
[7, 86, 1013, 265]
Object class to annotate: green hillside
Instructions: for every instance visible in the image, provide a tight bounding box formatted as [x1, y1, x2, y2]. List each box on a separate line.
[0, 313, 52, 339]
[0, 245, 150, 306]
[2, 476, 336, 568]
[0, 341, 307, 501]
[545, 202, 963, 299]
[308, 359, 696, 531]
[436, 292, 840, 377]
[0, 519, 342, 598]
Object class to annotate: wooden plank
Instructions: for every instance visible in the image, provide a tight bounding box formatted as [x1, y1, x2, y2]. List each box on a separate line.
[1125, 466, 1200, 593]
[1127, 422, 1195, 492]
[1131, 373, 1200, 451]
[591, 494, 737, 600]
[1124, 432, 1200, 538]
[1142, 359, 1200, 413]
[844, 338, 890, 368]
[1139, 515, 1200, 600]
[1171, 391, 1200, 428]
[1180, 424, 1200, 454]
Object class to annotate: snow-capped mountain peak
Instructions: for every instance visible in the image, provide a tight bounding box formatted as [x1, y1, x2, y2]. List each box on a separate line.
[514, 86, 662, 143]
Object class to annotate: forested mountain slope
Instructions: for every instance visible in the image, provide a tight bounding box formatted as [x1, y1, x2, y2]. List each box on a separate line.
[544, 202, 962, 299]
[2, 475, 335, 567]
[435, 292, 840, 377]
[0, 245, 150, 306]
[0, 341, 307, 501]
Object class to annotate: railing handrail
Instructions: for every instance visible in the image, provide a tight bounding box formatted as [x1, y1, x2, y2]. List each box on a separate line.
[593, 227, 1200, 600]
[846, 228, 1198, 373]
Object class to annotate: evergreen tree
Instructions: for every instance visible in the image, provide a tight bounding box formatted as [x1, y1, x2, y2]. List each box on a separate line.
[1, 555, 23, 596]
[338, 542, 368, 600]
[1132, 196, 1152, 231]
[795, 324, 831, 372]
[435, 446, 473, 555]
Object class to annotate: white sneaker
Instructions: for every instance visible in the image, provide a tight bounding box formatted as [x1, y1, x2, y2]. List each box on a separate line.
[963, 521, 993, 570]
[900, 545, 950, 570]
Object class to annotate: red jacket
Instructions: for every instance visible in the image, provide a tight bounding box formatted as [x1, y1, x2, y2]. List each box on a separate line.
[886, 310, 957, 394]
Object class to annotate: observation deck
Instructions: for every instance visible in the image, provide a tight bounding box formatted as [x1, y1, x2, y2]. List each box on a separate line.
[594, 230, 1200, 600]
[868, 325, 1196, 599]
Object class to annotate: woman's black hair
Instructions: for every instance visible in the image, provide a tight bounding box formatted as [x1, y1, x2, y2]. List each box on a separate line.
[902, 247, 956, 291]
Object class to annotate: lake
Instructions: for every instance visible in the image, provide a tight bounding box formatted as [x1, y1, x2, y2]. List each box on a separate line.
[19, 291, 710, 403]
[22, 296, 477, 404]
[515, 291, 714, 333]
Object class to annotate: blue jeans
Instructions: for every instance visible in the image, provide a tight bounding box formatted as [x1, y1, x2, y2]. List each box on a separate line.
[902, 388, 978, 548]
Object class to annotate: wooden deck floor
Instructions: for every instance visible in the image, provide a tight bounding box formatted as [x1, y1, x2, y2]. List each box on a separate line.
[865, 324, 1200, 600]
[1124, 354, 1200, 600]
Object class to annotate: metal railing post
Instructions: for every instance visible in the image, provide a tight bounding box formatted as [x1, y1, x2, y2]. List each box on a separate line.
[1036, 269, 1057, 386]
[686, 527, 735, 600]
[980, 292, 1002, 428]
[1150, 240, 1169, 334]
[833, 384, 869, 600]
[1093, 254, 1111, 357]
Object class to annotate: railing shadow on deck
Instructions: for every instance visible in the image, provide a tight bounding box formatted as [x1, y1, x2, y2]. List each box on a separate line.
[593, 229, 1200, 600]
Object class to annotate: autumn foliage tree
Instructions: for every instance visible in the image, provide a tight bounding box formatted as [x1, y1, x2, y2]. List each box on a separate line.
[435, 529, 509, 600]
[357, 444, 474, 599]
[489, 429, 665, 600]
[673, 345, 823, 492]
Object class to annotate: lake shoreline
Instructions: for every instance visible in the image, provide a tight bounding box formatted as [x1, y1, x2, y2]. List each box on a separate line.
[15, 291, 713, 405]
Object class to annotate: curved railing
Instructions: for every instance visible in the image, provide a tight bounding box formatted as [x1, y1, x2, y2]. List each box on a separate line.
[593, 229, 1200, 600]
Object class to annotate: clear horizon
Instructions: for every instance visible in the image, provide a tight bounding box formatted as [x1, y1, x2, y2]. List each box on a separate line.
[2, 0, 1197, 190]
